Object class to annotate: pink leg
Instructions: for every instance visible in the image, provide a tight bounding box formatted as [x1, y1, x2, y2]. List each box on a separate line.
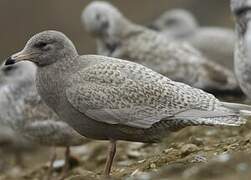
[46, 147, 57, 180]
[58, 146, 70, 180]
[104, 140, 116, 176]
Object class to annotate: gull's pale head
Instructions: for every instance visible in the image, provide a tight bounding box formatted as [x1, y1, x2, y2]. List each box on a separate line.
[5, 30, 78, 67]
[81, 1, 125, 37]
[150, 9, 198, 33]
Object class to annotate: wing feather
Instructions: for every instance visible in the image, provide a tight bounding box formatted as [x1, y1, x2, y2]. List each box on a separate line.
[65, 58, 220, 129]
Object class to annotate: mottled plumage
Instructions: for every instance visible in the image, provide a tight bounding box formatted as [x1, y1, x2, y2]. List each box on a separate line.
[149, 9, 235, 69]
[0, 61, 88, 178]
[5, 30, 251, 175]
[0, 64, 37, 157]
[0, 124, 35, 160]
[81, 1, 239, 93]
[231, 0, 251, 100]
[0, 61, 86, 147]
[149, 9, 199, 38]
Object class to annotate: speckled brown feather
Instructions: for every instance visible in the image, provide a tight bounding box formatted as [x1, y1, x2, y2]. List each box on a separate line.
[149, 9, 235, 69]
[0, 62, 87, 147]
[82, 1, 239, 93]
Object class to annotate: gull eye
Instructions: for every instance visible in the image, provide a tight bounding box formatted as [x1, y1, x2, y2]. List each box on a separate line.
[96, 13, 101, 20]
[235, 7, 251, 17]
[2, 65, 17, 74]
[34, 42, 48, 49]
[165, 18, 176, 26]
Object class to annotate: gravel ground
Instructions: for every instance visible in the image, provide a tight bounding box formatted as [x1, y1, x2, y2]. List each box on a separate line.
[1, 94, 251, 180]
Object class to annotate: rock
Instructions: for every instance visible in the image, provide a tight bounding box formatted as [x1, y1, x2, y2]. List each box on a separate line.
[181, 144, 199, 156]
[189, 137, 204, 146]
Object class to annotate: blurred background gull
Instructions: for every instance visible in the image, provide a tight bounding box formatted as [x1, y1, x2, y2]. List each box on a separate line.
[1, 1, 248, 180]
[0, 0, 232, 62]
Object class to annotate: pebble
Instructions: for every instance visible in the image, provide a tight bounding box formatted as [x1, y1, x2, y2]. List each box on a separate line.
[189, 137, 204, 146]
[181, 144, 199, 156]
[163, 148, 174, 154]
[127, 150, 141, 159]
[191, 154, 207, 163]
[216, 153, 231, 162]
[236, 163, 249, 172]
[150, 163, 157, 169]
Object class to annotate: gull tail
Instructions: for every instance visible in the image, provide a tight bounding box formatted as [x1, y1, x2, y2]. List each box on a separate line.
[221, 102, 251, 122]
[168, 102, 251, 129]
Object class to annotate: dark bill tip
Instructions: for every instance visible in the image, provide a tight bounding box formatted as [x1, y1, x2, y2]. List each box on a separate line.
[4, 57, 16, 66]
[234, 6, 251, 17]
[2, 65, 16, 73]
[146, 23, 159, 31]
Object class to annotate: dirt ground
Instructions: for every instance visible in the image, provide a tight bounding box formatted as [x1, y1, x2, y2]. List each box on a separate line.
[0, 94, 251, 180]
